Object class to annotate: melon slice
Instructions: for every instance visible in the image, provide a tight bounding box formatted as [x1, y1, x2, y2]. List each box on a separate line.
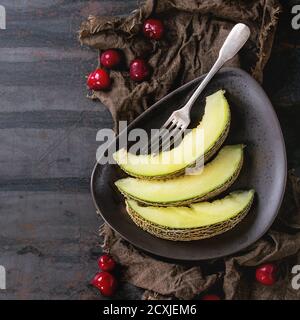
[126, 190, 255, 241]
[115, 144, 244, 206]
[113, 90, 230, 179]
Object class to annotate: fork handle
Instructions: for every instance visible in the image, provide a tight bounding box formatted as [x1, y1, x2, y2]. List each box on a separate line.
[183, 23, 250, 111]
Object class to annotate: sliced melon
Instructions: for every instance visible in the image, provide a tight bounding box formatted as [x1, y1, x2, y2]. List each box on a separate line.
[115, 144, 244, 206]
[126, 190, 255, 241]
[113, 90, 230, 179]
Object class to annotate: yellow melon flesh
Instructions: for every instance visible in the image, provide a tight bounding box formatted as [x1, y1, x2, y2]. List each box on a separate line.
[115, 145, 244, 206]
[113, 90, 230, 178]
[126, 190, 255, 229]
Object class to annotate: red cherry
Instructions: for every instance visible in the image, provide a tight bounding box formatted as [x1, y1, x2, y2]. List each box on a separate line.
[201, 294, 221, 300]
[100, 49, 121, 69]
[143, 18, 164, 40]
[255, 263, 278, 286]
[98, 254, 116, 272]
[130, 59, 150, 82]
[91, 272, 117, 297]
[87, 68, 111, 90]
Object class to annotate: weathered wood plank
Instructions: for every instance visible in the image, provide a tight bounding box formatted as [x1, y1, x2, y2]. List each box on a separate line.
[0, 178, 90, 192]
[0, 85, 98, 112]
[0, 111, 112, 129]
[0, 191, 101, 299]
[0, 0, 138, 47]
[0, 47, 95, 63]
[0, 127, 108, 180]
[0, 0, 139, 300]
[0, 61, 95, 86]
[0, 191, 142, 300]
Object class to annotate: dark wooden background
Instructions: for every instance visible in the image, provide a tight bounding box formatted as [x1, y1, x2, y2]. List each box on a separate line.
[0, 0, 299, 300]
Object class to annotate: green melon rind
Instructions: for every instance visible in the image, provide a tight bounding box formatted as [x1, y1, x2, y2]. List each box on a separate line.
[125, 191, 255, 241]
[118, 121, 231, 180]
[116, 146, 243, 207]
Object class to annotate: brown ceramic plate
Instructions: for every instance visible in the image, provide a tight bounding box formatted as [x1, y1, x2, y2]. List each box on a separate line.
[91, 67, 287, 261]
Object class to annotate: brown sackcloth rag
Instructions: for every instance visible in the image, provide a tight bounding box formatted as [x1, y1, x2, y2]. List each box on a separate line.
[80, 1, 300, 299]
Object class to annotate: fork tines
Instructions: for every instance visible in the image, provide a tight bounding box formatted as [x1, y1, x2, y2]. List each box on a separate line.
[141, 120, 186, 155]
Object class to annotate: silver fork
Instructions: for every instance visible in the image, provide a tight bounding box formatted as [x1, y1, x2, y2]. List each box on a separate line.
[141, 23, 250, 154]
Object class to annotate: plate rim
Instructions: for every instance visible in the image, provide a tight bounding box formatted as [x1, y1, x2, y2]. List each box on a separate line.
[90, 67, 287, 261]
